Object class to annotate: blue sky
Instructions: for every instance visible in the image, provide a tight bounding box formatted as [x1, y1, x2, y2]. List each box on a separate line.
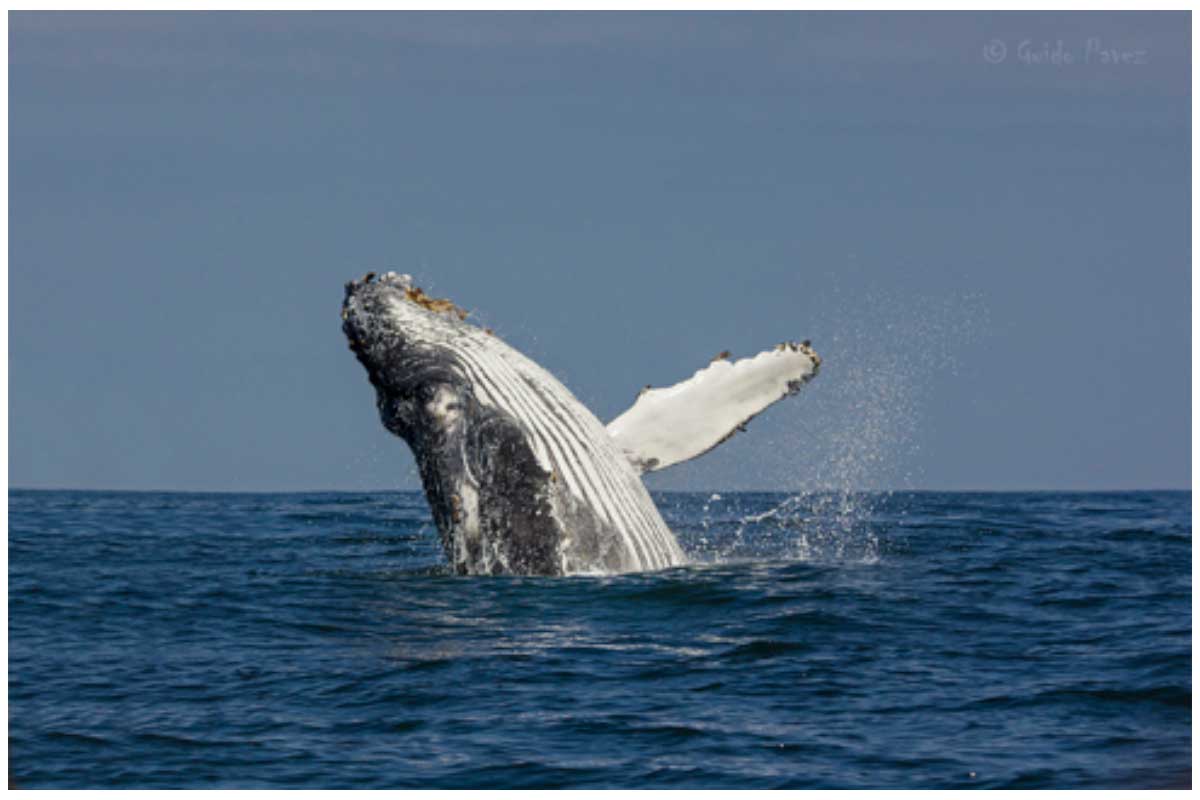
[9, 11, 1190, 491]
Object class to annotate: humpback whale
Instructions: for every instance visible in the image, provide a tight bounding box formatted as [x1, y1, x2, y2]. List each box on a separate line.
[342, 272, 821, 576]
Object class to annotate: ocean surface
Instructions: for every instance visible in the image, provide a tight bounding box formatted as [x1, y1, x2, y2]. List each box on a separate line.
[8, 489, 1191, 789]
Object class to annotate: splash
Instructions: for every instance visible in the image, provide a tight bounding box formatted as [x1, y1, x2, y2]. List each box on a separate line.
[690, 288, 988, 565]
[686, 491, 883, 565]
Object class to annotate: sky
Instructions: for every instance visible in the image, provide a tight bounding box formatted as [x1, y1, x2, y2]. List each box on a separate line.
[9, 11, 1191, 492]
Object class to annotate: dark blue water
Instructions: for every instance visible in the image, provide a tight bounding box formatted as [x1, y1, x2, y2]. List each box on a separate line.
[8, 489, 1190, 788]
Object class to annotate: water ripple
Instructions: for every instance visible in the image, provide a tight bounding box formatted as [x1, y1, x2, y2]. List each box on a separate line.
[8, 489, 1190, 789]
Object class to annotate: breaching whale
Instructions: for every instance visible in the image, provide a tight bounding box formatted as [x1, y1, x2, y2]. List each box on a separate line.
[342, 272, 821, 576]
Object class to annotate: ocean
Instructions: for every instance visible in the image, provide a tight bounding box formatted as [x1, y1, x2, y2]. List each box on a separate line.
[7, 489, 1191, 789]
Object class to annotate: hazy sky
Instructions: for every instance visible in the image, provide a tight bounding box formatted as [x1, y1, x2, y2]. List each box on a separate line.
[9, 11, 1190, 492]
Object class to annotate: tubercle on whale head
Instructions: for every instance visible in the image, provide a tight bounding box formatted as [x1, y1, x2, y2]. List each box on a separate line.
[341, 272, 469, 354]
[343, 271, 468, 321]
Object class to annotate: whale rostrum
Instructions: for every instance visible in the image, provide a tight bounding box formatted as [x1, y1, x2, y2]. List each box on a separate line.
[342, 272, 821, 576]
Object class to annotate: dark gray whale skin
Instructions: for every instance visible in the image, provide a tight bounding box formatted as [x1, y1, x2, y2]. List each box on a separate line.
[341, 272, 685, 576]
[343, 278, 560, 574]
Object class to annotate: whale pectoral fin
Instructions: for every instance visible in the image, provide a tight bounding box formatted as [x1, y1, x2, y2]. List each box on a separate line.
[606, 342, 821, 474]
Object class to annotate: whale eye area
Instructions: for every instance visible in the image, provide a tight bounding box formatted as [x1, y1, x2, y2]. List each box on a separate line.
[419, 385, 464, 424]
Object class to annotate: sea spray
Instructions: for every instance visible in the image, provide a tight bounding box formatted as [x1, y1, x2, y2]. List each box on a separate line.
[684, 288, 988, 565]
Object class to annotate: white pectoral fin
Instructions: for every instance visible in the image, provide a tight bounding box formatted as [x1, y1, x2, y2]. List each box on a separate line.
[606, 342, 822, 474]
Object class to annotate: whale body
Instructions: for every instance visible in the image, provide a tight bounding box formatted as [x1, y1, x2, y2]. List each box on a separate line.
[342, 272, 820, 576]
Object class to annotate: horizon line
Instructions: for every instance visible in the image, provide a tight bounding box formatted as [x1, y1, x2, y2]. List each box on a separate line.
[7, 486, 1192, 495]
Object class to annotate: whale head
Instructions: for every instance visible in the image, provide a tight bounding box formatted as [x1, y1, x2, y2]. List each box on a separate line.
[341, 272, 471, 438]
[341, 272, 571, 574]
[341, 271, 687, 576]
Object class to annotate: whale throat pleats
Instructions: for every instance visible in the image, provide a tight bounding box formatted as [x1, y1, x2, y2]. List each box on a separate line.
[454, 330, 685, 572]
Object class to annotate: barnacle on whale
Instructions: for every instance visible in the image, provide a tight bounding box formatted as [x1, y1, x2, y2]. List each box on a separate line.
[403, 285, 469, 321]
